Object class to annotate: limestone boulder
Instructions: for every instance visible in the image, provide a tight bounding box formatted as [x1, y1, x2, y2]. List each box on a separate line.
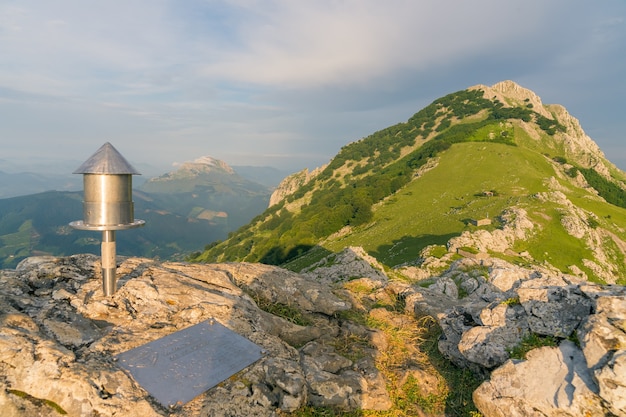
[300, 246, 389, 285]
[473, 341, 608, 417]
[517, 277, 592, 337]
[210, 262, 351, 315]
[422, 257, 626, 417]
[458, 302, 530, 369]
[578, 294, 626, 417]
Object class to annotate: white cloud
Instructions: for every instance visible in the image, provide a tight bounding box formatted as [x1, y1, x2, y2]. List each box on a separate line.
[0, 0, 570, 94]
[198, 1, 566, 88]
[0, 0, 625, 171]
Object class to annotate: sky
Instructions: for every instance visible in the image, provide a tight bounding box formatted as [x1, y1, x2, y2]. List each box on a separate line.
[0, 0, 625, 176]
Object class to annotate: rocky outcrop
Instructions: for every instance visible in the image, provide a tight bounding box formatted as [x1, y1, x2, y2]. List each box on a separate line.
[300, 246, 389, 285]
[0, 255, 395, 417]
[402, 256, 626, 417]
[447, 207, 535, 255]
[479, 80, 553, 120]
[2, 253, 625, 417]
[268, 166, 324, 207]
[448, 181, 626, 285]
[474, 80, 616, 177]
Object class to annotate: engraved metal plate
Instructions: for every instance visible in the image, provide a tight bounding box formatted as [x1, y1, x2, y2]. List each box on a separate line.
[116, 319, 263, 407]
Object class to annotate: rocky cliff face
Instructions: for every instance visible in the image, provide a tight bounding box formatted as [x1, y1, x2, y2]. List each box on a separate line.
[268, 165, 325, 207]
[1, 253, 624, 416]
[474, 80, 614, 175]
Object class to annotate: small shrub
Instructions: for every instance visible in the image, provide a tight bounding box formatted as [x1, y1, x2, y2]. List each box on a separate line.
[566, 167, 579, 178]
[501, 297, 520, 306]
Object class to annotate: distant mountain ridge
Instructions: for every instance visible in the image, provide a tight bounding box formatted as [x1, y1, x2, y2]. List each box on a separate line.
[0, 155, 287, 198]
[0, 170, 82, 198]
[0, 156, 276, 268]
[192, 81, 626, 285]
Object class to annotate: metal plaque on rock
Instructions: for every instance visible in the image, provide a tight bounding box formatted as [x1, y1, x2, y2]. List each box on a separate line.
[116, 319, 263, 407]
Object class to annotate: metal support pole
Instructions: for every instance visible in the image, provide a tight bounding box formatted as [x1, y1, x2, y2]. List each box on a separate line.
[101, 230, 117, 296]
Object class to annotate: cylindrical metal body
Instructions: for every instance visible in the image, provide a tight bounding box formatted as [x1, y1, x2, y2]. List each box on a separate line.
[101, 230, 117, 296]
[83, 174, 134, 226]
[71, 143, 144, 296]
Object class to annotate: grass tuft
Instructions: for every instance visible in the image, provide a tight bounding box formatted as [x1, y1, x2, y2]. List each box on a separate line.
[8, 390, 68, 415]
[507, 333, 557, 359]
[249, 291, 312, 327]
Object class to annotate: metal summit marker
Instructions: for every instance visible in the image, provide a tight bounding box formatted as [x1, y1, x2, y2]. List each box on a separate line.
[69, 142, 144, 296]
[115, 319, 264, 408]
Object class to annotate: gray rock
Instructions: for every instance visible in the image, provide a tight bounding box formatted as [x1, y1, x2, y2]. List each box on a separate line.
[305, 368, 364, 410]
[3, 252, 626, 417]
[458, 303, 530, 369]
[578, 295, 626, 370]
[301, 246, 389, 285]
[211, 262, 351, 315]
[489, 264, 528, 292]
[437, 306, 487, 374]
[518, 278, 592, 337]
[473, 341, 607, 417]
[264, 358, 307, 411]
[577, 295, 626, 417]
[414, 256, 626, 417]
[301, 341, 353, 374]
[404, 286, 462, 318]
[429, 276, 459, 298]
[258, 310, 323, 347]
[299, 338, 392, 411]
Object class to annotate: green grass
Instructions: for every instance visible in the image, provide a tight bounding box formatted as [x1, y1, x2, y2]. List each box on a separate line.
[321, 142, 554, 267]
[507, 333, 558, 359]
[249, 291, 312, 327]
[282, 245, 336, 272]
[0, 220, 36, 267]
[284, 316, 483, 417]
[193, 104, 626, 281]
[279, 138, 626, 282]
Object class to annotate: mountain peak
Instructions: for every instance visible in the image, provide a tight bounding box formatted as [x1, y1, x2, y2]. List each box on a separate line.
[192, 80, 626, 285]
[175, 156, 235, 175]
[470, 80, 549, 118]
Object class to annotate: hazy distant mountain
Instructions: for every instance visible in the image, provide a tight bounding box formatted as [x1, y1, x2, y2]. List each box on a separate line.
[190, 80, 626, 285]
[0, 156, 273, 268]
[138, 156, 272, 231]
[0, 152, 288, 197]
[0, 170, 82, 198]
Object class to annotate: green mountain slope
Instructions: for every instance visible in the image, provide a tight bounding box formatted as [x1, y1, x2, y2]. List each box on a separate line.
[190, 81, 626, 285]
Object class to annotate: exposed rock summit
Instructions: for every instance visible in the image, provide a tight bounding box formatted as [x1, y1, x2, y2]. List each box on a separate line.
[1, 253, 624, 416]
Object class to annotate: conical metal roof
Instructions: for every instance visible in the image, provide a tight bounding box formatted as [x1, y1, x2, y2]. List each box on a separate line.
[73, 142, 141, 175]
